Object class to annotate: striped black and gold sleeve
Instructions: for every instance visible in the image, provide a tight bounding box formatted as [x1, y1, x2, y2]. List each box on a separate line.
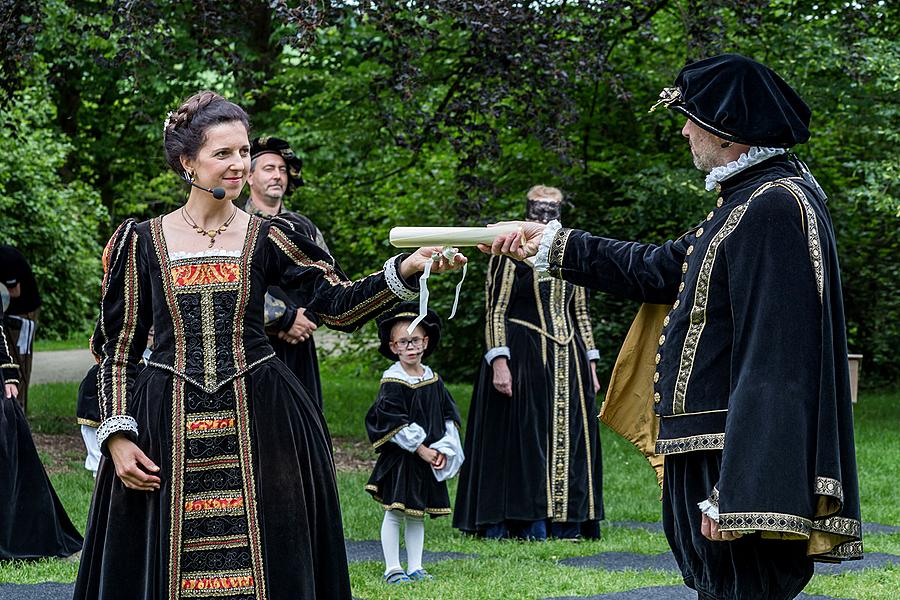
[483, 255, 516, 363]
[266, 217, 418, 333]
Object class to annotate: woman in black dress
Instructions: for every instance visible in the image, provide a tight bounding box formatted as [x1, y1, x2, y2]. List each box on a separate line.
[0, 304, 83, 560]
[73, 91, 463, 600]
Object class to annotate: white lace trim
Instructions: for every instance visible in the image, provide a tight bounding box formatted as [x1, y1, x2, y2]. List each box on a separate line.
[382, 361, 434, 384]
[704, 147, 787, 191]
[168, 249, 243, 260]
[97, 414, 139, 447]
[383, 256, 419, 301]
[698, 499, 720, 521]
[484, 346, 511, 364]
[533, 219, 562, 272]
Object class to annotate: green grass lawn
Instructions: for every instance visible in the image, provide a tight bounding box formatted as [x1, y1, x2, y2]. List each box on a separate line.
[2, 363, 898, 599]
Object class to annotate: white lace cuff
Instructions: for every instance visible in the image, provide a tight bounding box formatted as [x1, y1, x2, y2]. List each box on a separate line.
[391, 422, 427, 452]
[533, 219, 562, 272]
[484, 346, 511, 364]
[586, 349, 600, 361]
[383, 256, 419, 301]
[97, 415, 139, 448]
[697, 486, 720, 521]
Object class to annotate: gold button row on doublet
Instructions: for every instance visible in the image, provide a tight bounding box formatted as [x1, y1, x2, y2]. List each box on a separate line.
[654, 391, 661, 404]
[716, 197, 724, 207]
[696, 227, 704, 238]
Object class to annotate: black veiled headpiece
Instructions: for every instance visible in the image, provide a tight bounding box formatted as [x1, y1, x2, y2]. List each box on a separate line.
[651, 54, 811, 148]
[250, 136, 304, 193]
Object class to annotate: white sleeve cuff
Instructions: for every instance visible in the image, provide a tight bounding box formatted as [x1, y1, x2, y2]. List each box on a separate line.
[383, 256, 419, 301]
[697, 486, 720, 521]
[97, 415, 139, 448]
[430, 420, 465, 481]
[586, 349, 600, 361]
[533, 219, 562, 273]
[484, 346, 510, 364]
[390, 422, 427, 452]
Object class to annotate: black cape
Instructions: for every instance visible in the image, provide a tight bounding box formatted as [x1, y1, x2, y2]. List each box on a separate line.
[365, 368, 461, 518]
[545, 155, 861, 597]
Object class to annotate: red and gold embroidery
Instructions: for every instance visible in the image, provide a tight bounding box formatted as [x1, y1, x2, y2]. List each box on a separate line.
[181, 573, 254, 592]
[171, 262, 240, 288]
[184, 494, 244, 514]
[186, 417, 235, 432]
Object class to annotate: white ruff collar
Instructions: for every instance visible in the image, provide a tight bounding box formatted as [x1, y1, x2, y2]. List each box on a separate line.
[383, 361, 433, 384]
[705, 146, 786, 191]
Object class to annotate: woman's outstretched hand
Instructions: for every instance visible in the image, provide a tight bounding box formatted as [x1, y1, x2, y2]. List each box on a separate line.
[400, 246, 468, 280]
[476, 221, 546, 260]
[107, 433, 161, 491]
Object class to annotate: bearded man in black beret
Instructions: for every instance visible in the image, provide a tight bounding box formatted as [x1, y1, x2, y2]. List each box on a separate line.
[484, 54, 862, 600]
[243, 136, 331, 407]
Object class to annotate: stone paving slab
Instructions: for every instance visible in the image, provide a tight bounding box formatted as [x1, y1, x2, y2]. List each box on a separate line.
[814, 552, 900, 574]
[345, 539, 475, 564]
[0, 582, 72, 600]
[545, 587, 854, 600]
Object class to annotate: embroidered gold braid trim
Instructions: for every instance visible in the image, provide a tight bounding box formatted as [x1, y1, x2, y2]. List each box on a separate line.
[672, 199, 754, 414]
[365, 486, 452, 517]
[111, 231, 140, 418]
[815, 476, 844, 504]
[769, 178, 824, 302]
[317, 287, 396, 328]
[372, 424, 409, 450]
[233, 377, 267, 600]
[549, 279, 571, 522]
[380, 374, 439, 389]
[547, 228, 573, 278]
[718, 511, 812, 536]
[655, 433, 725, 455]
[812, 515, 861, 538]
[573, 344, 595, 520]
[486, 257, 515, 349]
[819, 540, 863, 561]
[573, 285, 597, 350]
[268, 225, 349, 287]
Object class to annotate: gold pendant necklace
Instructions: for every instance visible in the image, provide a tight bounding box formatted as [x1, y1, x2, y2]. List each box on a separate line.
[182, 206, 238, 248]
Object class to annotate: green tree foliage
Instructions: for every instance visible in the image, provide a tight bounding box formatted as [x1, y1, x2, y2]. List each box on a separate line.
[1, 0, 896, 385]
[0, 84, 105, 341]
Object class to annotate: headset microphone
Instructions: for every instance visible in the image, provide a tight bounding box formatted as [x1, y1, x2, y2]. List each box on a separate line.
[185, 177, 227, 200]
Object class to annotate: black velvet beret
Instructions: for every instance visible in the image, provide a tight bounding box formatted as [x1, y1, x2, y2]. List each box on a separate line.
[652, 54, 811, 147]
[250, 136, 304, 193]
[376, 302, 441, 361]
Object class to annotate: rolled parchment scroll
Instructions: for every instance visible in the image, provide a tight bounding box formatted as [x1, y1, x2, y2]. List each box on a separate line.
[389, 224, 521, 248]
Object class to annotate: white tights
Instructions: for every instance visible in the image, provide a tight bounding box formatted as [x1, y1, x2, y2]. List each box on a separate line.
[380, 509, 425, 575]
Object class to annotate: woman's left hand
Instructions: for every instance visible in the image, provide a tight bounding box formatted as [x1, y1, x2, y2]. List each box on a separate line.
[4, 383, 17, 400]
[400, 247, 467, 280]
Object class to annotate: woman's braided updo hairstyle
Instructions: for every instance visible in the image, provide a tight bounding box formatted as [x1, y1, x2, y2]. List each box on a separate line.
[163, 91, 250, 179]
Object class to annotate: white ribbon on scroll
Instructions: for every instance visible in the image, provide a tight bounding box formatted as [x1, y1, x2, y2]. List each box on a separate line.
[389, 224, 522, 248]
[406, 247, 468, 335]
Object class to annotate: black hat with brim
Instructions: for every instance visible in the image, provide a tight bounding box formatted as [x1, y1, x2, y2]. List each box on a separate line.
[376, 302, 441, 361]
[250, 136, 304, 193]
[652, 53, 811, 148]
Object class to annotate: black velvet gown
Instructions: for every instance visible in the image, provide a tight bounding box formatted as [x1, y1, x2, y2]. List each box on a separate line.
[73, 215, 417, 600]
[453, 256, 604, 538]
[364, 368, 461, 517]
[0, 308, 83, 560]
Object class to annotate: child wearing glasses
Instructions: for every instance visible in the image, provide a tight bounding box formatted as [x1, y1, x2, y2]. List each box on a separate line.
[364, 302, 464, 584]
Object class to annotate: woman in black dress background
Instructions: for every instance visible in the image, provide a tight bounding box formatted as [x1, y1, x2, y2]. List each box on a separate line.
[0, 302, 83, 560]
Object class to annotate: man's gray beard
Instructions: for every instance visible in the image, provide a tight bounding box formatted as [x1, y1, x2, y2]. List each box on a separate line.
[692, 150, 720, 173]
[262, 190, 284, 206]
